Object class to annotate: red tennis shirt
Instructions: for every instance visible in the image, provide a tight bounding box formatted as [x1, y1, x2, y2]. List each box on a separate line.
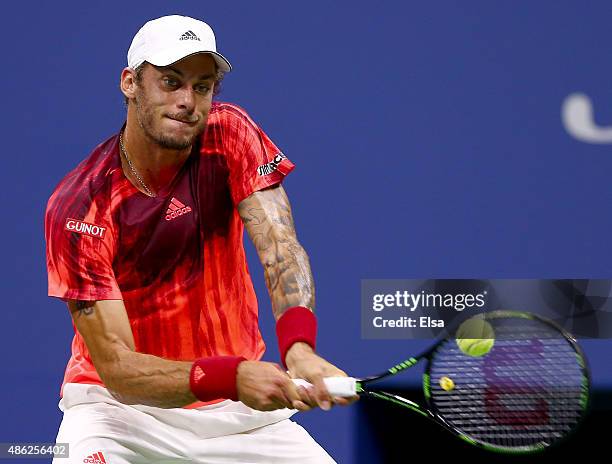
[45, 102, 294, 407]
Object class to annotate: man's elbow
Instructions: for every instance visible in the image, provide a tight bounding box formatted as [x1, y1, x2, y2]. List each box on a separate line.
[91, 343, 134, 401]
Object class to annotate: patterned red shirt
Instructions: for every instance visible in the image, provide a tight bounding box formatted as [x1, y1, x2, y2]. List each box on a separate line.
[45, 102, 294, 407]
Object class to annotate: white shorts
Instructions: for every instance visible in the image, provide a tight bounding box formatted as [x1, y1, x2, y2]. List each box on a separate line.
[52, 383, 335, 464]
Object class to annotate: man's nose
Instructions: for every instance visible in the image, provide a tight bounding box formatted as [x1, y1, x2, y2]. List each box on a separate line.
[176, 87, 196, 112]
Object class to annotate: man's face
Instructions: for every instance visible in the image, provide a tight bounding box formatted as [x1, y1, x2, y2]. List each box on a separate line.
[131, 54, 217, 150]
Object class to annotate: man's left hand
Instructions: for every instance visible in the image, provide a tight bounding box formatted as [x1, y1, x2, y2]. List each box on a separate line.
[285, 342, 359, 411]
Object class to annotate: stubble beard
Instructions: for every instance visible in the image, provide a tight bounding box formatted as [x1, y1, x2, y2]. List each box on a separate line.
[134, 91, 206, 150]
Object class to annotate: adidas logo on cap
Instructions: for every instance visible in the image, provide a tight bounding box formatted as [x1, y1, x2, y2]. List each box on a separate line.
[179, 30, 201, 41]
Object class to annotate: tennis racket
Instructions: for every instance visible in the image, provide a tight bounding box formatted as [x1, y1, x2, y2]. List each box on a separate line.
[294, 310, 590, 454]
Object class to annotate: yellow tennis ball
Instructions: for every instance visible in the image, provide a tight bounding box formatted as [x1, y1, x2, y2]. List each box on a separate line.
[456, 338, 495, 357]
[439, 376, 455, 391]
[455, 316, 495, 357]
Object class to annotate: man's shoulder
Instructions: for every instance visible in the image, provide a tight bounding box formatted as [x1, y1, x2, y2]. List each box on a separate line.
[208, 101, 257, 127]
[202, 102, 263, 155]
[46, 133, 120, 220]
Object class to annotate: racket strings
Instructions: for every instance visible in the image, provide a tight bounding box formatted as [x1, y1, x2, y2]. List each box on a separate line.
[428, 317, 587, 449]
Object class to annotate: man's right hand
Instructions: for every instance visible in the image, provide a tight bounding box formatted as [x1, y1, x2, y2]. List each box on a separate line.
[236, 361, 313, 412]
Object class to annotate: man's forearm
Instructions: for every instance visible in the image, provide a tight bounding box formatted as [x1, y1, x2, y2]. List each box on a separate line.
[101, 350, 197, 408]
[238, 186, 315, 319]
[263, 237, 315, 319]
[71, 300, 199, 408]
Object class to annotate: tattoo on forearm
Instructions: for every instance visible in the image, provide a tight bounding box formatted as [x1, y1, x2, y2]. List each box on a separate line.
[239, 188, 315, 318]
[75, 300, 95, 318]
[265, 237, 315, 318]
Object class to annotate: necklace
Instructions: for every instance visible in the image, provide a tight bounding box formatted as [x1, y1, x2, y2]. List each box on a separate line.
[119, 131, 157, 198]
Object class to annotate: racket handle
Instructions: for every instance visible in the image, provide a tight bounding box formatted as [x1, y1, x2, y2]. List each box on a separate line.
[292, 377, 357, 397]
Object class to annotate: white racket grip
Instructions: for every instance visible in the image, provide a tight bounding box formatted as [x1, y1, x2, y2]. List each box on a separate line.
[292, 377, 357, 397]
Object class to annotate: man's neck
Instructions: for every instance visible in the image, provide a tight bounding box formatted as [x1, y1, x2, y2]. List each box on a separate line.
[121, 117, 193, 194]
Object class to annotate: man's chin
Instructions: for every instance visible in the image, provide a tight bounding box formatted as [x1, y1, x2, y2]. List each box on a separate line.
[156, 135, 196, 150]
[150, 128, 203, 150]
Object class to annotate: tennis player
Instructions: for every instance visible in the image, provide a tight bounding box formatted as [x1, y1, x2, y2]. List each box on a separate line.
[45, 15, 351, 464]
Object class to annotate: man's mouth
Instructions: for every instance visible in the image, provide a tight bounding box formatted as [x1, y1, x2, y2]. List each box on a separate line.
[166, 115, 199, 126]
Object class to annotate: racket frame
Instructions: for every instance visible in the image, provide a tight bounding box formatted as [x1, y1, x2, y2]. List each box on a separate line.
[355, 310, 591, 454]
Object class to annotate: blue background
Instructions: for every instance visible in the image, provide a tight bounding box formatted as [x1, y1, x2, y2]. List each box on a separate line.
[1, 1, 611, 462]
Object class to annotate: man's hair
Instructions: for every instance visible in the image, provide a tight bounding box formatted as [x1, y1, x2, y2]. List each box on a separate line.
[123, 61, 225, 106]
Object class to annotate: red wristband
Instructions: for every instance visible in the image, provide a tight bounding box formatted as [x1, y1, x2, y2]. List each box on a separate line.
[276, 306, 317, 368]
[189, 356, 246, 402]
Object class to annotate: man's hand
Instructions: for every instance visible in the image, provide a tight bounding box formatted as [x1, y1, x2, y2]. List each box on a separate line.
[285, 342, 359, 411]
[236, 360, 312, 412]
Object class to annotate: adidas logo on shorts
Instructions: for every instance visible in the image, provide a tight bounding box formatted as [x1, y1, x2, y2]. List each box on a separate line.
[83, 451, 106, 463]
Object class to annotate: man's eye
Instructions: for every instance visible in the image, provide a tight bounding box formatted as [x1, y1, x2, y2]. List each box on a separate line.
[163, 78, 178, 87]
[196, 84, 211, 94]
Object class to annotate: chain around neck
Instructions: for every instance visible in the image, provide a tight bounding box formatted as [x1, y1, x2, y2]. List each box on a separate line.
[119, 131, 157, 198]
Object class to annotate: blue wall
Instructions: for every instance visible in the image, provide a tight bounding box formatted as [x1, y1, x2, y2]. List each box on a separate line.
[1, 1, 611, 462]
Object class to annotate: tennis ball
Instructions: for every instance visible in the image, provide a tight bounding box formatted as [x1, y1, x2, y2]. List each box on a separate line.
[456, 338, 494, 357]
[455, 316, 495, 357]
[439, 376, 455, 391]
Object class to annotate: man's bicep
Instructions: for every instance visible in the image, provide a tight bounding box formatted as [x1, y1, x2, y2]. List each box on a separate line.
[238, 185, 297, 253]
[67, 299, 136, 367]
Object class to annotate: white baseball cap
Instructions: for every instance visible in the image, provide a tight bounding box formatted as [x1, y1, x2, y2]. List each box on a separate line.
[127, 15, 232, 72]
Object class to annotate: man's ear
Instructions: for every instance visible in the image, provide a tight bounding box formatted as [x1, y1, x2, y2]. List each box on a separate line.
[120, 67, 138, 101]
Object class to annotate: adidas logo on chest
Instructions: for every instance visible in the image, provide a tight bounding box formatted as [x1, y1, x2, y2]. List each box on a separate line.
[165, 196, 192, 221]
